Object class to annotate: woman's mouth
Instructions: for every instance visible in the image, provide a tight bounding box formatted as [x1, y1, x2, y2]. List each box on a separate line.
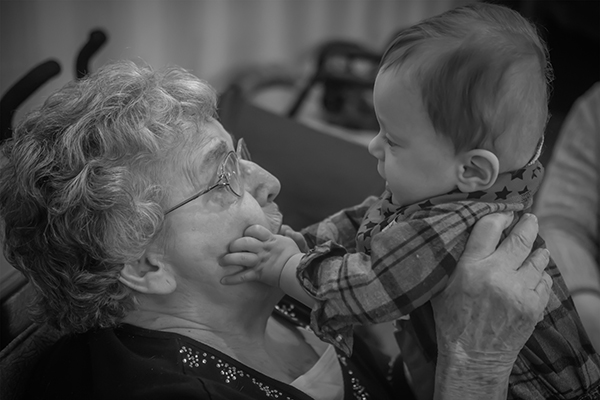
[263, 203, 283, 233]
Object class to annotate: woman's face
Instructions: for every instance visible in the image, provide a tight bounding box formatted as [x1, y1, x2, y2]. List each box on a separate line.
[156, 119, 282, 296]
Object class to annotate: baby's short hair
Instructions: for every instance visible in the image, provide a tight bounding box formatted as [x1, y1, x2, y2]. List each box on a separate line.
[381, 2, 551, 169]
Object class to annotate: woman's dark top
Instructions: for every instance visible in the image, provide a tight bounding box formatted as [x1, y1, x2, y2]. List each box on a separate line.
[24, 297, 407, 400]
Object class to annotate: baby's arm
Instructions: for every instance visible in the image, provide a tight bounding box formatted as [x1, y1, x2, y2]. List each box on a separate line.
[221, 225, 315, 306]
[301, 195, 380, 249]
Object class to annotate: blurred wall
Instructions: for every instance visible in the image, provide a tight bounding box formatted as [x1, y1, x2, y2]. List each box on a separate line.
[1, 0, 471, 122]
[0, 0, 471, 281]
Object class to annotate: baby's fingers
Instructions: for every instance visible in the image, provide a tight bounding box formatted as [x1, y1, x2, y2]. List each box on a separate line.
[285, 231, 307, 252]
[229, 236, 262, 253]
[245, 224, 273, 241]
[221, 252, 259, 268]
[220, 269, 261, 285]
[279, 224, 294, 235]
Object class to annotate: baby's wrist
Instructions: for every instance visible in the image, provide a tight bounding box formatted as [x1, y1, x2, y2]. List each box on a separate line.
[279, 253, 315, 307]
[278, 253, 304, 288]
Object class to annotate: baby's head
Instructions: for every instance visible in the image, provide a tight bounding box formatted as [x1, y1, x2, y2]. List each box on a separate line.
[369, 2, 551, 206]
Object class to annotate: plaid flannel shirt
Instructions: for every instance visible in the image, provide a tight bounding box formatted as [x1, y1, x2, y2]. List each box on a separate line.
[297, 161, 600, 399]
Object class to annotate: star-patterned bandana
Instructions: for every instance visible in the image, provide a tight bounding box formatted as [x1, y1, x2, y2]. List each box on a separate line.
[355, 160, 544, 254]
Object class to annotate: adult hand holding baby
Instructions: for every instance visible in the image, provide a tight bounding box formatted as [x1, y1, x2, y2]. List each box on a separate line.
[433, 212, 552, 399]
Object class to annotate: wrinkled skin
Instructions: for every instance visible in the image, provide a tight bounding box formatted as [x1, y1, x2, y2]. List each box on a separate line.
[433, 212, 552, 399]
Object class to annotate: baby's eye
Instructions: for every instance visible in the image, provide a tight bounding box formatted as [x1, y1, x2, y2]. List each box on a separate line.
[385, 137, 399, 147]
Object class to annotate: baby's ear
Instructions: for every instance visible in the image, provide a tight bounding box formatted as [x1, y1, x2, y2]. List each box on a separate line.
[456, 149, 499, 192]
[119, 252, 177, 295]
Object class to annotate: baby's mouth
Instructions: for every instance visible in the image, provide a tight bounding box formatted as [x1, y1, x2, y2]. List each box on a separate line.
[377, 163, 386, 180]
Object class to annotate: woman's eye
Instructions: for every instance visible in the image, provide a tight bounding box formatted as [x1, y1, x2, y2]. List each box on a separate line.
[211, 183, 233, 198]
[207, 184, 240, 208]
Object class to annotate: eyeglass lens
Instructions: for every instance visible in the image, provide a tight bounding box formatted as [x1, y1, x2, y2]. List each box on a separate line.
[237, 138, 251, 162]
[221, 152, 242, 196]
[220, 138, 250, 197]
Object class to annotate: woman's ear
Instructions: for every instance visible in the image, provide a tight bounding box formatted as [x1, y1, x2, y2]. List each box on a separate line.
[456, 149, 499, 192]
[119, 253, 177, 295]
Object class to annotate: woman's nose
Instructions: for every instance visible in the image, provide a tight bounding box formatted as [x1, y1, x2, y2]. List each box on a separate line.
[241, 160, 281, 206]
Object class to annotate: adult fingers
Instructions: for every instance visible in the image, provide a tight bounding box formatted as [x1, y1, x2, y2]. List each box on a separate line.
[515, 247, 551, 287]
[496, 214, 539, 271]
[463, 212, 514, 260]
[533, 272, 553, 322]
[536, 271, 553, 298]
[515, 247, 551, 324]
[518, 246, 550, 274]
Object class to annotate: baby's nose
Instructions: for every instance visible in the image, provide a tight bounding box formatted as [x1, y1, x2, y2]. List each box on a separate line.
[368, 133, 384, 159]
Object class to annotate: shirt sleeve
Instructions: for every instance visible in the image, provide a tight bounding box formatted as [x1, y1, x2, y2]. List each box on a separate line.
[297, 201, 509, 354]
[300, 195, 379, 250]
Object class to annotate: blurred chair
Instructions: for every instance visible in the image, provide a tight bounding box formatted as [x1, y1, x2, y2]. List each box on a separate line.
[0, 281, 62, 400]
[219, 83, 385, 231]
[287, 40, 381, 131]
[1, 271, 35, 350]
[0, 29, 107, 143]
[0, 60, 61, 143]
[0, 266, 63, 400]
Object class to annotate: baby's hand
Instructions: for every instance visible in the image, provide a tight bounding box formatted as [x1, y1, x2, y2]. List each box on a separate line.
[221, 224, 301, 287]
[279, 224, 309, 252]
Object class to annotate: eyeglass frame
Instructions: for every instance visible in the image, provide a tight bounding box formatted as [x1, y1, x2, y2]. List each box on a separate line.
[164, 138, 250, 215]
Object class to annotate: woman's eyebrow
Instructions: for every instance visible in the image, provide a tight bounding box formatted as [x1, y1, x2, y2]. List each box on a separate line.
[200, 141, 229, 169]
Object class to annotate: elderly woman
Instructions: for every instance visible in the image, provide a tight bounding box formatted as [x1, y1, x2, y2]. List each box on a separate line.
[0, 61, 551, 400]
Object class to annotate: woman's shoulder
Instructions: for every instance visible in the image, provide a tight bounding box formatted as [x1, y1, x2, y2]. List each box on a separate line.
[32, 324, 324, 400]
[26, 319, 405, 400]
[24, 326, 251, 400]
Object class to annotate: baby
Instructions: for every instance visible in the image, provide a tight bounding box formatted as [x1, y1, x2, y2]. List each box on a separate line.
[223, 3, 600, 399]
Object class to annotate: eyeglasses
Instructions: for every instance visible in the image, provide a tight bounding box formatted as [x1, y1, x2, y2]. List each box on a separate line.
[164, 138, 250, 215]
